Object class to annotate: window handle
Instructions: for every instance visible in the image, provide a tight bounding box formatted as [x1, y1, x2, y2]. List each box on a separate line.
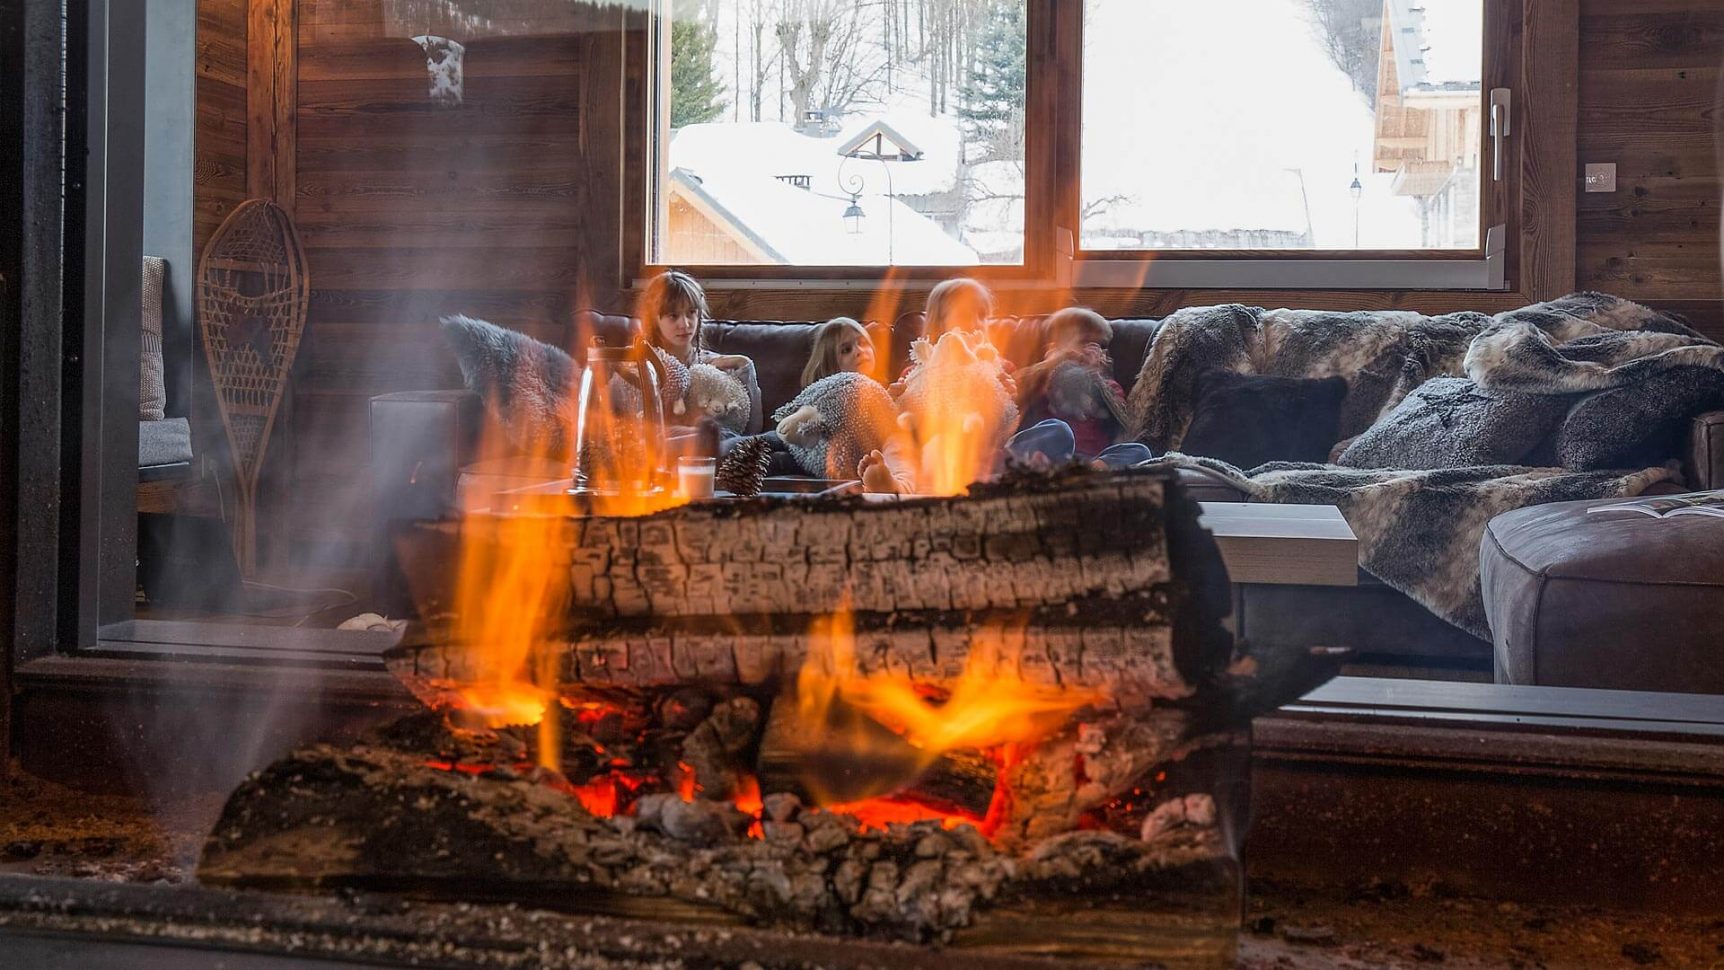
[1490, 88, 1512, 182]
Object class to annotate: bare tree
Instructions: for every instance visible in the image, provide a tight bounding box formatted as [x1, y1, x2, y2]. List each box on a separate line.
[738, 0, 777, 121]
[776, 0, 887, 123]
[1304, 0, 1381, 107]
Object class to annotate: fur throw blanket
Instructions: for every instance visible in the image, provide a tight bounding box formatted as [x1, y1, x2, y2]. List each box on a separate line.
[441, 314, 580, 456]
[1126, 293, 1697, 454]
[773, 372, 899, 478]
[1127, 304, 1489, 451]
[1341, 295, 1723, 471]
[1155, 455, 1680, 640]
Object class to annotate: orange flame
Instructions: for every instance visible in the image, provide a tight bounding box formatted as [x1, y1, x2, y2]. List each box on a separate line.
[450, 325, 688, 766]
[449, 508, 564, 735]
[898, 330, 1019, 496]
[792, 602, 1098, 807]
[821, 799, 979, 833]
[858, 268, 909, 385]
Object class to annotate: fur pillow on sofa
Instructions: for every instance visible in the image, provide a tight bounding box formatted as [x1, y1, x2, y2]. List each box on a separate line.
[1179, 371, 1347, 470]
[1337, 376, 1571, 470]
[1556, 366, 1724, 471]
[441, 314, 579, 457]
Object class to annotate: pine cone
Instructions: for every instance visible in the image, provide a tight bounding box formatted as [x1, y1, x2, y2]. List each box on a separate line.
[715, 436, 773, 497]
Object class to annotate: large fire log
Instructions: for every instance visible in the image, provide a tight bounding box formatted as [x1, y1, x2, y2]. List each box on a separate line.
[203, 467, 1340, 959]
[387, 469, 1231, 712]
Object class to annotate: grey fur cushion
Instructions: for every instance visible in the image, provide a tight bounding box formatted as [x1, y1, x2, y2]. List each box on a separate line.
[1180, 371, 1347, 469]
[1557, 366, 1724, 471]
[441, 314, 579, 457]
[1337, 377, 1572, 470]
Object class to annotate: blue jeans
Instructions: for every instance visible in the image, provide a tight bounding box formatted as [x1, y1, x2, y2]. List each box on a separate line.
[1006, 419, 1154, 469]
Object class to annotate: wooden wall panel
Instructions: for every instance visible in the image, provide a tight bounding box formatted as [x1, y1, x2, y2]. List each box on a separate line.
[195, 0, 247, 260]
[1577, 1, 1724, 301]
[287, 7, 627, 564]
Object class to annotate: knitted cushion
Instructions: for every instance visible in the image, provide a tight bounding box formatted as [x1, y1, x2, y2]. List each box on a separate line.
[141, 256, 167, 420]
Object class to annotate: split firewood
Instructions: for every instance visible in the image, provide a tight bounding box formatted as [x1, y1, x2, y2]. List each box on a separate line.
[395, 471, 1174, 620]
[198, 732, 1234, 946]
[993, 709, 1201, 847]
[755, 692, 998, 818]
[389, 607, 1188, 715]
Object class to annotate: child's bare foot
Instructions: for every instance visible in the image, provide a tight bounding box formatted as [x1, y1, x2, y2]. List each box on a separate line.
[858, 450, 903, 494]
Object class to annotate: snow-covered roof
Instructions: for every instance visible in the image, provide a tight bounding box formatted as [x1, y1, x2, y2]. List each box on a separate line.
[669, 167, 977, 267]
[671, 113, 961, 199]
[1386, 0, 1483, 92]
[836, 120, 925, 160]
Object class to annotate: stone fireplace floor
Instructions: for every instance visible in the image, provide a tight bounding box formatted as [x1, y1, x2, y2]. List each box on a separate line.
[4, 768, 1717, 968]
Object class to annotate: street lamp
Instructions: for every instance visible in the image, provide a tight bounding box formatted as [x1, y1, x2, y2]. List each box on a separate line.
[838, 149, 895, 263]
[843, 193, 865, 234]
[1349, 165, 1364, 247]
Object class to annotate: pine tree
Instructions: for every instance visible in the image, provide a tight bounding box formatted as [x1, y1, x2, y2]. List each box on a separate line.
[670, 0, 728, 128]
[958, 0, 1026, 162]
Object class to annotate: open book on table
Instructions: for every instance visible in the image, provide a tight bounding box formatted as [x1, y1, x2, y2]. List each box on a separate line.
[1588, 490, 1724, 519]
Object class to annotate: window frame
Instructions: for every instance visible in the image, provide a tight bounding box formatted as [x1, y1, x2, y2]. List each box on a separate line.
[635, 0, 1063, 285]
[1059, 0, 1516, 291]
[636, 0, 1548, 294]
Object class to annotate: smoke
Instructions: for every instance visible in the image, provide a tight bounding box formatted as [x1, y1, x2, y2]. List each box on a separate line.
[111, 3, 649, 858]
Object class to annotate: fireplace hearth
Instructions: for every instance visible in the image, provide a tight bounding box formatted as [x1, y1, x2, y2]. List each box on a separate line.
[198, 468, 1342, 966]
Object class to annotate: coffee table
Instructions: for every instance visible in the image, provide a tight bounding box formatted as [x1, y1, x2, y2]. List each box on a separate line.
[1197, 502, 1358, 588]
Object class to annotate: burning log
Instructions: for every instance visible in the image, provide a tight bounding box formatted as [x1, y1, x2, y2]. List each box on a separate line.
[755, 692, 998, 819]
[678, 695, 761, 800]
[394, 609, 1185, 713]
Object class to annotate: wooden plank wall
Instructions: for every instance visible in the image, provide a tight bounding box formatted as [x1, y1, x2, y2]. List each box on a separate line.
[1577, 0, 1723, 303]
[286, 0, 625, 564]
[195, 0, 248, 261]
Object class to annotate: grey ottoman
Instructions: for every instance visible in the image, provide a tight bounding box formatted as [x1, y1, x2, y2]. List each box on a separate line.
[1481, 498, 1724, 694]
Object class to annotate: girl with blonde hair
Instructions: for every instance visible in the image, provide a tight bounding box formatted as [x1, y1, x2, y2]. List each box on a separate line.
[800, 317, 878, 387]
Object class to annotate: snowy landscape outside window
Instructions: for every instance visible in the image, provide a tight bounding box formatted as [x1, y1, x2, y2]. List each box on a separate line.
[651, 0, 1029, 267]
[1080, 0, 1485, 253]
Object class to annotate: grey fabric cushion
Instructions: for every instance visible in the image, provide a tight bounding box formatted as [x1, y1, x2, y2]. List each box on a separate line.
[141, 256, 166, 421]
[1556, 366, 1724, 471]
[1337, 377, 1571, 470]
[440, 314, 579, 457]
[139, 417, 192, 468]
[1483, 496, 1724, 693]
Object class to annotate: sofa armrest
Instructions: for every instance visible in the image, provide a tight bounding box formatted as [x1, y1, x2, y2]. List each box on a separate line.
[1688, 410, 1724, 491]
[370, 390, 483, 524]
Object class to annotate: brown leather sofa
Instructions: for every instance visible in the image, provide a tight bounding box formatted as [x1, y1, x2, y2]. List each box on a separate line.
[369, 310, 1724, 673]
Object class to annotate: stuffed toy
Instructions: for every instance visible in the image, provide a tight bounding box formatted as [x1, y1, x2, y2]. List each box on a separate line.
[676, 362, 752, 434]
[894, 330, 1020, 489]
[604, 344, 689, 422]
[772, 372, 899, 479]
[1044, 358, 1129, 428]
